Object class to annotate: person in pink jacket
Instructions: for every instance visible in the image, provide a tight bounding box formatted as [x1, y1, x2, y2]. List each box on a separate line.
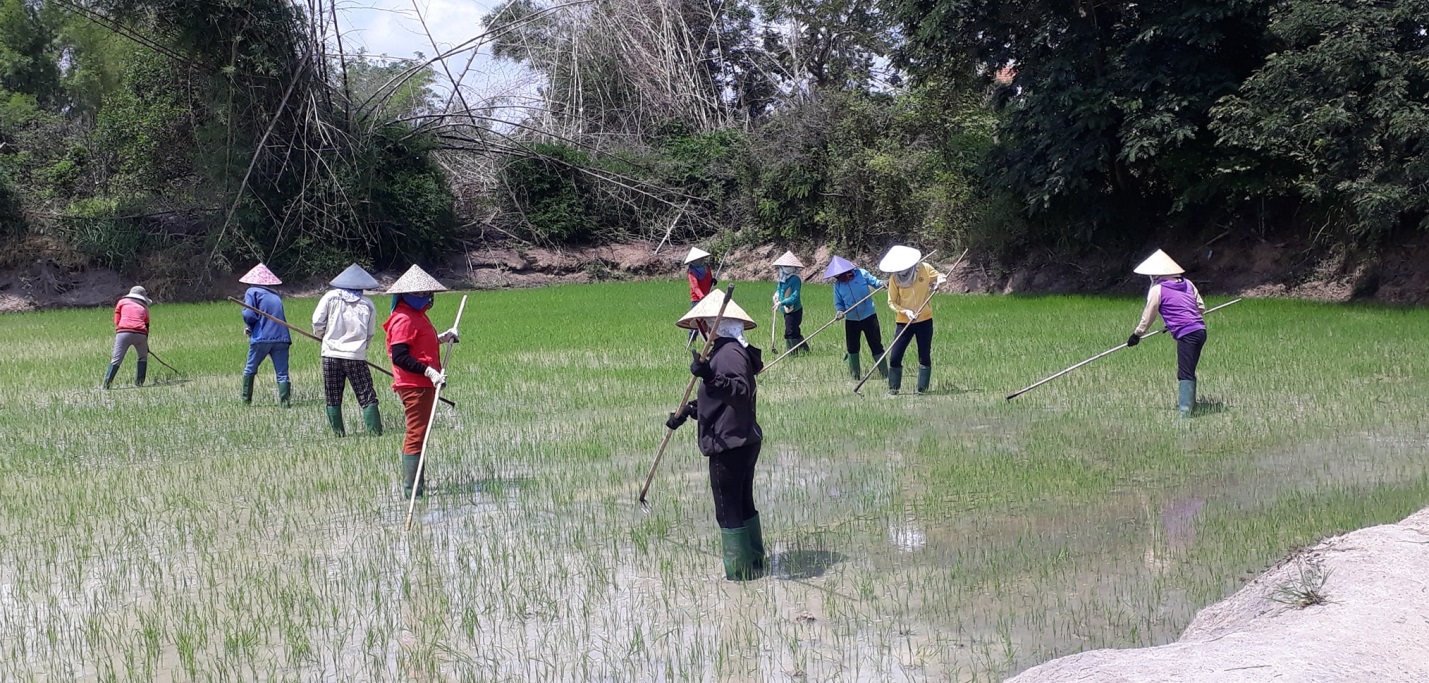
[104, 286, 152, 389]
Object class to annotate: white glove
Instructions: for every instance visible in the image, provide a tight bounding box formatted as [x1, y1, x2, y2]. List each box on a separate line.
[903, 309, 918, 320]
[423, 366, 447, 385]
[438, 327, 460, 343]
[935, 273, 948, 287]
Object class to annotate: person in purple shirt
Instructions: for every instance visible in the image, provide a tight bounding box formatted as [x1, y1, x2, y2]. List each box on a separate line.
[1125, 250, 1207, 417]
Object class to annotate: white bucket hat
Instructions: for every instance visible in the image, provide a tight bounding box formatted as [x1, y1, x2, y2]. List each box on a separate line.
[771, 251, 804, 268]
[878, 245, 922, 273]
[1133, 249, 1185, 276]
[684, 247, 712, 264]
[386, 265, 448, 294]
[122, 285, 152, 305]
[329, 263, 380, 290]
[676, 289, 757, 330]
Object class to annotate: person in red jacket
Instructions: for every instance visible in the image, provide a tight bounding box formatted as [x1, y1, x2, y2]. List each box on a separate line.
[383, 265, 459, 499]
[685, 247, 716, 304]
[104, 286, 152, 389]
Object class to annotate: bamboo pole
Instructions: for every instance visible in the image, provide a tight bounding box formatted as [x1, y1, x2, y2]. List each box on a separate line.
[405, 295, 469, 530]
[228, 296, 455, 407]
[639, 284, 736, 505]
[1004, 298, 1244, 401]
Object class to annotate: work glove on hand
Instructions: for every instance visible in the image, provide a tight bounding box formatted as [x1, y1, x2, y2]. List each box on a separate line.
[935, 273, 948, 288]
[244, 328, 252, 337]
[689, 350, 714, 380]
[664, 401, 697, 430]
[903, 309, 918, 321]
[835, 310, 845, 320]
[1126, 333, 1141, 348]
[438, 327, 460, 344]
[711, 277, 719, 286]
[423, 366, 447, 385]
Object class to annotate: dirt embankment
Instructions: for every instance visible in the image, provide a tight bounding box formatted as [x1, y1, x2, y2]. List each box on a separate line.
[1007, 506, 1429, 682]
[4, 236, 1428, 312]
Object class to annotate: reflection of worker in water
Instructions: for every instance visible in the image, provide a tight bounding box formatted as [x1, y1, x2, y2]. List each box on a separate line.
[1125, 249, 1208, 417]
[664, 290, 766, 580]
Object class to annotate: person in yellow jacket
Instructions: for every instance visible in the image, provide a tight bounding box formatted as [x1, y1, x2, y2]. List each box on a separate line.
[878, 245, 946, 395]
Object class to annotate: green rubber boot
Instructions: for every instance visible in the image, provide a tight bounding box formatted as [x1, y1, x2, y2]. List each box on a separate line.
[785, 338, 797, 354]
[794, 336, 808, 354]
[887, 367, 903, 396]
[401, 453, 426, 499]
[916, 365, 931, 394]
[876, 355, 889, 379]
[361, 403, 383, 436]
[326, 406, 346, 437]
[745, 514, 767, 571]
[240, 374, 255, 404]
[720, 526, 758, 581]
[102, 363, 120, 390]
[1178, 380, 1196, 418]
[135, 360, 147, 387]
[846, 353, 861, 380]
[278, 381, 292, 408]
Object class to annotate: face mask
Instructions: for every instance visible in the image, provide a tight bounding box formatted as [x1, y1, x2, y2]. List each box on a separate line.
[896, 266, 917, 287]
[393, 293, 433, 311]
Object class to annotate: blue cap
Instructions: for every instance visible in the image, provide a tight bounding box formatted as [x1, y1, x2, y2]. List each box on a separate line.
[823, 256, 857, 279]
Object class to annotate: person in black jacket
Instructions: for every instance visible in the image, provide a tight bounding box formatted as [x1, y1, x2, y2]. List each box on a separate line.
[665, 290, 766, 580]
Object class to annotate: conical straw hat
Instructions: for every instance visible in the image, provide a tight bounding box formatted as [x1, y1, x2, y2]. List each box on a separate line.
[386, 265, 448, 294]
[676, 288, 757, 330]
[329, 263, 380, 290]
[771, 251, 804, 268]
[238, 263, 282, 286]
[684, 247, 711, 264]
[122, 285, 152, 305]
[878, 245, 922, 273]
[823, 255, 856, 279]
[1133, 249, 1184, 276]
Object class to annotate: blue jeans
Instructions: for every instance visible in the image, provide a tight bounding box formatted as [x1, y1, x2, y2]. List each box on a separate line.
[245, 342, 291, 382]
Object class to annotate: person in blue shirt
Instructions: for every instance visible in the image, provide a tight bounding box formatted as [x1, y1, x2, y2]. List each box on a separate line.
[771, 251, 807, 354]
[237, 263, 294, 407]
[826, 256, 887, 380]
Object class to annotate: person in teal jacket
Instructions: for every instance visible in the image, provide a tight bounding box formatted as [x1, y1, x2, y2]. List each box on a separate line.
[771, 251, 807, 354]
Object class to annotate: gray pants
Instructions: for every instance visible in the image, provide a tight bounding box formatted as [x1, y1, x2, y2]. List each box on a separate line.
[112, 332, 149, 365]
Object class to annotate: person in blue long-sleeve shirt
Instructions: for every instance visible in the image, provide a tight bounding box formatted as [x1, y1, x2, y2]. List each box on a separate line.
[826, 256, 887, 380]
[237, 263, 293, 406]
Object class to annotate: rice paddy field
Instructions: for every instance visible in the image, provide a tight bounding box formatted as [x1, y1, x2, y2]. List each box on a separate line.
[2, 281, 1428, 681]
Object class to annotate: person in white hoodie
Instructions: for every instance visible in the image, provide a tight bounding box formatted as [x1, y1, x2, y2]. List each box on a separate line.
[313, 264, 383, 436]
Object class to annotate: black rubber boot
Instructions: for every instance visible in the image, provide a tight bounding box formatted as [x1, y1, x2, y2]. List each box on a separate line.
[326, 406, 346, 437]
[277, 381, 292, 408]
[887, 367, 903, 396]
[745, 514, 767, 571]
[135, 361, 147, 387]
[916, 365, 931, 394]
[361, 404, 383, 436]
[102, 364, 120, 390]
[241, 374, 255, 404]
[401, 453, 426, 499]
[846, 353, 861, 380]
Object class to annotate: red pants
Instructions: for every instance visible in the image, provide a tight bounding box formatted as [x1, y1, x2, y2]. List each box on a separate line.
[396, 387, 436, 455]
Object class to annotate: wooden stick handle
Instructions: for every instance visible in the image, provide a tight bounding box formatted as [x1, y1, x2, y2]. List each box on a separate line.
[228, 295, 456, 407]
[145, 349, 181, 374]
[405, 294, 469, 530]
[1005, 298, 1243, 401]
[639, 284, 736, 504]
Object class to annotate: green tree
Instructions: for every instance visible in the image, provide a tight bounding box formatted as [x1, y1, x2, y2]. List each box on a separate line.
[1210, 0, 1429, 238]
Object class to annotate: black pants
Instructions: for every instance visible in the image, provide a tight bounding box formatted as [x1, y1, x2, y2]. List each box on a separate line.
[1176, 329, 1207, 381]
[889, 319, 933, 369]
[783, 308, 803, 340]
[708, 442, 761, 529]
[844, 315, 885, 357]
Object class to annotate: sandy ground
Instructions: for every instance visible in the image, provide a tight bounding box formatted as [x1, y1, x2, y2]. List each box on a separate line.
[1006, 506, 1429, 682]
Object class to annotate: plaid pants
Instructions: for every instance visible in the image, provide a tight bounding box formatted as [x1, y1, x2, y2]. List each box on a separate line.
[322, 357, 378, 407]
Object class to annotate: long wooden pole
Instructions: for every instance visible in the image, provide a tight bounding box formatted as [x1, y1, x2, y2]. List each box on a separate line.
[228, 296, 455, 407]
[759, 285, 885, 375]
[853, 249, 965, 395]
[1004, 298, 1244, 401]
[404, 294, 469, 530]
[145, 349, 181, 375]
[639, 284, 736, 505]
